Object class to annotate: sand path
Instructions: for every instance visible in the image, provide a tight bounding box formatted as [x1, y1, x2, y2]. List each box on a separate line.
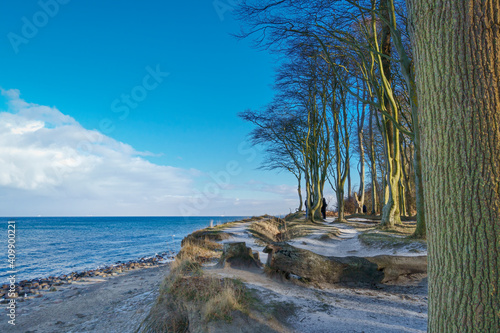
[287, 218, 427, 257]
[0, 264, 170, 333]
[208, 265, 427, 333]
[219, 222, 269, 265]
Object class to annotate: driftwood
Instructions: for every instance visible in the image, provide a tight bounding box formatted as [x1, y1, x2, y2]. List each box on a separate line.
[216, 242, 262, 269]
[264, 243, 426, 284]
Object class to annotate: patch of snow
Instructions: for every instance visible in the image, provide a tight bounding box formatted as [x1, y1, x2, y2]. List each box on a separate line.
[210, 267, 427, 333]
[347, 217, 380, 223]
[288, 222, 426, 257]
[219, 222, 268, 265]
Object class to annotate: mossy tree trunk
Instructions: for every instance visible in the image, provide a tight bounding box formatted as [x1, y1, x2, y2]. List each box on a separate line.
[407, 0, 500, 330]
[355, 86, 367, 214]
[369, 105, 378, 215]
[378, 0, 401, 228]
[412, 133, 425, 238]
[347, 163, 352, 199]
[331, 84, 350, 222]
[302, 55, 332, 223]
[296, 171, 303, 212]
[400, 140, 409, 218]
[385, 0, 426, 237]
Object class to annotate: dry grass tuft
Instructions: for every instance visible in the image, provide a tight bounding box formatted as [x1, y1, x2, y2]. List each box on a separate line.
[202, 279, 248, 321]
[169, 257, 202, 275]
[250, 218, 284, 243]
[176, 227, 231, 263]
[284, 211, 305, 221]
[250, 217, 315, 244]
[139, 256, 253, 332]
[139, 259, 196, 333]
[140, 217, 258, 332]
[358, 231, 426, 249]
[183, 229, 231, 243]
[377, 223, 417, 235]
[176, 238, 222, 263]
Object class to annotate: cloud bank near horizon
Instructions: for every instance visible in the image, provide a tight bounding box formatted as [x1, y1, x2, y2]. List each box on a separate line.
[0, 89, 300, 216]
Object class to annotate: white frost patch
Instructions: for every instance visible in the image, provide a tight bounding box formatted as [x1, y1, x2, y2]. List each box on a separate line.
[207, 219, 427, 333]
[246, 280, 427, 333]
[218, 218, 426, 266]
[219, 222, 268, 265]
[347, 217, 380, 223]
[289, 222, 426, 257]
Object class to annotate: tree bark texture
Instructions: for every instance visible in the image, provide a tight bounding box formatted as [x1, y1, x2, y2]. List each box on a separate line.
[407, 0, 500, 331]
[369, 105, 378, 214]
[356, 95, 367, 214]
[297, 173, 303, 212]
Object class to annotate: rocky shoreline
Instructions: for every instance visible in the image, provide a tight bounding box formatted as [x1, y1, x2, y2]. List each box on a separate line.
[0, 251, 175, 304]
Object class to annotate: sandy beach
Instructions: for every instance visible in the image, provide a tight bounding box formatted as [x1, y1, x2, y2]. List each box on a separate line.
[0, 264, 170, 333]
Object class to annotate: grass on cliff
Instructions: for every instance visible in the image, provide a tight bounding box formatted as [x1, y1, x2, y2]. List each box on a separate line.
[373, 221, 419, 239]
[249, 216, 314, 244]
[139, 221, 257, 333]
[177, 238, 222, 263]
[176, 227, 231, 263]
[139, 256, 255, 333]
[359, 231, 426, 250]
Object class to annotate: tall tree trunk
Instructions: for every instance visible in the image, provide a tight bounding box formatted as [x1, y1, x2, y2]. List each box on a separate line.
[399, 180, 407, 217]
[347, 162, 352, 199]
[400, 139, 409, 217]
[358, 140, 365, 214]
[357, 91, 367, 214]
[297, 172, 303, 212]
[330, 85, 349, 222]
[304, 153, 312, 221]
[370, 165, 378, 215]
[407, 0, 500, 330]
[387, 0, 426, 237]
[379, 0, 401, 228]
[369, 105, 378, 215]
[412, 134, 426, 237]
[337, 189, 345, 222]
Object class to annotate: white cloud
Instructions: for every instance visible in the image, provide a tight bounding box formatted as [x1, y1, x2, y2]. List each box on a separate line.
[0, 89, 199, 216]
[0, 89, 301, 217]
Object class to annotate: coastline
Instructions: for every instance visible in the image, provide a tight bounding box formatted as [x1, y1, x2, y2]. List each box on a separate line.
[1, 215, 428, 332]
[0, 262, 170, 333]
[1, 251, 174, 304]
[0, 216, 246, 287]
[0, 219, 242, 332]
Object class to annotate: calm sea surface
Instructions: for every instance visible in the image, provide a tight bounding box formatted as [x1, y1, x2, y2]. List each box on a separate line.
[0, 216, 245, 283]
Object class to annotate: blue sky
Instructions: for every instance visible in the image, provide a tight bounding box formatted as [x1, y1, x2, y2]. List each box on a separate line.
[0, 0, 316, 216]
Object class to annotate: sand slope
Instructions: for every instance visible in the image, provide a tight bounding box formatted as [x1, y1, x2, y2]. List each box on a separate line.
[0, 265, 169, 333]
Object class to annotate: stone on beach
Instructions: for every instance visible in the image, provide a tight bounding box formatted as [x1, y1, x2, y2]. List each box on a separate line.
[0, 252, 170, 304]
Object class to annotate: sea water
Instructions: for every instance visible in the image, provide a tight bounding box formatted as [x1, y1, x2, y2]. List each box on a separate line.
[0, 216, 244, 283]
